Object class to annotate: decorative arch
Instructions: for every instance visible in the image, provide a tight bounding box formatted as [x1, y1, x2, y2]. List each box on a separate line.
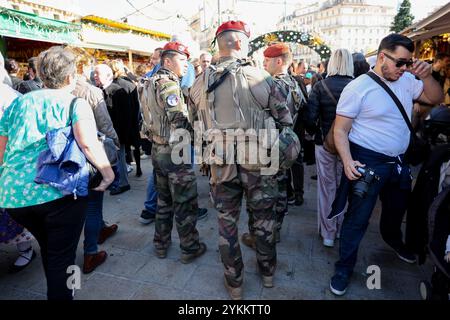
[248, 30, 331, 60]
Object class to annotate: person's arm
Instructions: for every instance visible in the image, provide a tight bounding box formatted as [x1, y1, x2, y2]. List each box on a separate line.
[91, 90, 120, 148]
[73, 117, 115, 192]
[410, 60, 444, 105]
[0, 136, 8, 165]
[268, 79, 293, 127]
[333, 115, 364, 180]
[160, 80, 191, 132]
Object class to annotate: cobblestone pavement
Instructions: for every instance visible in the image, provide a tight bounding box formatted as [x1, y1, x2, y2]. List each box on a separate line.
[0, 158, 432, 300]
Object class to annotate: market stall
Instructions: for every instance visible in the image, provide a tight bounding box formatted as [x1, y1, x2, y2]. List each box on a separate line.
[401, 2, 450, 61]
[79, 15, 171, 71]
[0, 6, 80, 63]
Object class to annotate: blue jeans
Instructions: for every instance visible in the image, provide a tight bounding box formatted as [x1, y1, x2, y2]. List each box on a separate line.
[335, 143, 411, 277]
[144, 145, 195, 213]
[118, 144, 130, 188]
[84, 190, 104, 254]
[144, 170, 157, 213]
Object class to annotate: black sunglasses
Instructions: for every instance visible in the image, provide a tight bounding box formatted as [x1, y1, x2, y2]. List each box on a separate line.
[383, 52, 414, 68]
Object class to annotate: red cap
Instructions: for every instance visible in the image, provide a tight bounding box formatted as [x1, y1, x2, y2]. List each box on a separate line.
[162, 41, 190, 59]
[215, 20, 250, 38]
[263, 43, 290, 58]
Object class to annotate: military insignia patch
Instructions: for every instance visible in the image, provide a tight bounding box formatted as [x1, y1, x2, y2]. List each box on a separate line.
[166, 94, 179, 107]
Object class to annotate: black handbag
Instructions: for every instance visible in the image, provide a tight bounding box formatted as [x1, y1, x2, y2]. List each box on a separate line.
[366, 72, 430, 166]
[88, 132, 118, 189]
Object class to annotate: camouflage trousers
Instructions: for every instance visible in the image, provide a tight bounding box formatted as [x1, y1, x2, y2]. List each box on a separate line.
[248, 169, 287, 233]
[275, 169, 288, 232]
[210, 164, 278, 288]
[152, 144, 200, 254]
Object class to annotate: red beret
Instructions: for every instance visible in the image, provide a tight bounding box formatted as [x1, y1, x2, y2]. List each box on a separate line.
[263, 43, 290, 58]
[216, 20, 250, 38]
[162, 41, 190, 59]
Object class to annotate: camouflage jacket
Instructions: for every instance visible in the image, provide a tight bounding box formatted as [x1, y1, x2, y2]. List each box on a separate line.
[273, 73, 307, 126]
[142, 68, 192, 145]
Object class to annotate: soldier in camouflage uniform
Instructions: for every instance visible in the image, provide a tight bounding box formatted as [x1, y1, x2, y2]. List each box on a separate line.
[142, 42, 206, 263]
[242, 43, 306, 248]
[189, 21, 293, 300]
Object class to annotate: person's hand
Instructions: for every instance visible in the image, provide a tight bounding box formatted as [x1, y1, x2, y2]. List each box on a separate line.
[93, 172, 114, 192]
[445, 252, 450, 263]
[408, 59, 432, 79]
[93, 178, 113, 192]
[343, 159, 365, 181]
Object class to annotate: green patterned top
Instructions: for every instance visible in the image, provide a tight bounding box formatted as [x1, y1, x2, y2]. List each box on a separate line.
[0, 88, 93, 208]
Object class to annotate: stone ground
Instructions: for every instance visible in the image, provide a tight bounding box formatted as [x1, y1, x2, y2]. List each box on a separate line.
[0, 158, 433, 300]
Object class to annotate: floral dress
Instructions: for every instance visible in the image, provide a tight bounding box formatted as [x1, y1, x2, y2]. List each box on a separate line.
[0, 85, 32, 244]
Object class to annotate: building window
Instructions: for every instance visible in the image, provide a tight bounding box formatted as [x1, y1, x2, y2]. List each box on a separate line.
[54, 14, 60, 20]
[12, 5, 19, 10]
[33, 9, 39, 15]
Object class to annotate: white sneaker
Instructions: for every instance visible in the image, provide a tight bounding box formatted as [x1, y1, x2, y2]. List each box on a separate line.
[127, 164, 133, 173]
[323, 239, 335, 248]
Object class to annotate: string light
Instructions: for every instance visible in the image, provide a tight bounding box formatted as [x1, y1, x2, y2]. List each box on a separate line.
[249, 30, 331, 60]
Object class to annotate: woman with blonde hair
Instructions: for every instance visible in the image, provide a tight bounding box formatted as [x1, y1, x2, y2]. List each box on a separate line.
[305, 48, 354, 247]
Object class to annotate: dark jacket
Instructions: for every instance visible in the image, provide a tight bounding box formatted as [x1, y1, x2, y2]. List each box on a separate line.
[405, 143, 450, 262]
[16, 77, 43, 94]
[102, 82, 132, 146]
[113, 77, 141, 147]
[304, 75, 353, 145]
[73, 77, 120, 147]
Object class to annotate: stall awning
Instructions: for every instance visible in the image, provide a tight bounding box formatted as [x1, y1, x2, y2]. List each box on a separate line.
[401, 3, 450, 41]
[78, 21, 166, 55]
[77, 41, 128, 52]
[81, 15, 170, 41]
[0, 7, 80, 44]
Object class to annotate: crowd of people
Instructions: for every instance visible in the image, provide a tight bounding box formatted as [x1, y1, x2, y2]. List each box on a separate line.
[0, 19, 450, 301]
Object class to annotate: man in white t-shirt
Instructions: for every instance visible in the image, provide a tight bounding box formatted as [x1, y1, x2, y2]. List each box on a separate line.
[329, 34, 444, 296]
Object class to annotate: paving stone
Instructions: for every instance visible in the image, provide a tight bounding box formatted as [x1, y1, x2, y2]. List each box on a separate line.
[183, 264, 262, 300]
[90, 248, 149, 278]
[0, 158, 432, 300]
[131, 283, 186, 300]
[75, 273, 141, 300]
[134, 255, 198, 289]
[0, 285, 45, 300]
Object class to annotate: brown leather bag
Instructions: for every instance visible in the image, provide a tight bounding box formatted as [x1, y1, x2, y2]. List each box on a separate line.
[320, 80, 338, 155]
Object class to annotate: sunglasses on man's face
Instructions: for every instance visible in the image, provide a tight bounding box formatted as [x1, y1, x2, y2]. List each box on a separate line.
[383, 52, 414, 68]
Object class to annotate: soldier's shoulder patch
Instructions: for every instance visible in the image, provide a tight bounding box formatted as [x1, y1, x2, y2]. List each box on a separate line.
[166, 94, 180, 107]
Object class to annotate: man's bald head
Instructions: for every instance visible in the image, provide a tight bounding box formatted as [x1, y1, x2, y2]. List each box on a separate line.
[94, 64, 113, 87]
[217, 31, 249, 58]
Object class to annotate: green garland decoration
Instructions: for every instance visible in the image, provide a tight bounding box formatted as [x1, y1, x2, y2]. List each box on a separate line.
[0, 7, 81, 34]
[83, 21, 167, 41]
[249, 30, 331, 60]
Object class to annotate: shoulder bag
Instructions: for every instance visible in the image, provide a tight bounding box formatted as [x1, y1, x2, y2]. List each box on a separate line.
[320, 80, 338, 155]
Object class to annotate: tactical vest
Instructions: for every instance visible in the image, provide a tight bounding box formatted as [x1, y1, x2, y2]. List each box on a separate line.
[197, 60, 276, 134]
[275, 74, 306, 125]
[144, 73, 186, 145]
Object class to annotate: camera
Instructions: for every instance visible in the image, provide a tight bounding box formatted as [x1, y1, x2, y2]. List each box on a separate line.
[353, 166, 380, 198]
